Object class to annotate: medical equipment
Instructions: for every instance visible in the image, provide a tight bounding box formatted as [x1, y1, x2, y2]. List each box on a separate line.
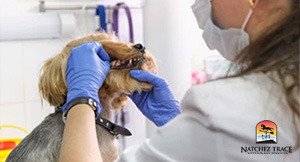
[39, 0, 146, 12]
[113, 2, 134, 43]
[96, 5, 107, 31]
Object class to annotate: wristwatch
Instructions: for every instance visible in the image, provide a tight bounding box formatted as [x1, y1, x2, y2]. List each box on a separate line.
[63, 97, 98, 118]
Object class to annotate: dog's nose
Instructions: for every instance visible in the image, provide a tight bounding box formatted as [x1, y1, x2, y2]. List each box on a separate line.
[133, 43, 145, 54]
[133, 43, 143, 50]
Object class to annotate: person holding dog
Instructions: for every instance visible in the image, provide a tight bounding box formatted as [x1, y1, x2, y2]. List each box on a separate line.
[59, 0, 299, 161]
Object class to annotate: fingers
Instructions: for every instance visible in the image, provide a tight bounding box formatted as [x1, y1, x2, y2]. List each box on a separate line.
[92, 42, 110, 62]
[130, 70, 166, 87]
[127, 91, 138, 101]
[72, 42, 110, 62]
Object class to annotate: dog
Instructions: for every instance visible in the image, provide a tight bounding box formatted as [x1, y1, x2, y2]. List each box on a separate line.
[6, 33, 157, 162]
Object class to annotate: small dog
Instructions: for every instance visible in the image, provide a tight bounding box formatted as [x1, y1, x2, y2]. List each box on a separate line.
[6, 33, 157, 162]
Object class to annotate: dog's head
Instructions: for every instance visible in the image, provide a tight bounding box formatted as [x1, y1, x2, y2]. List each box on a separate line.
[39, 33, 157, 110]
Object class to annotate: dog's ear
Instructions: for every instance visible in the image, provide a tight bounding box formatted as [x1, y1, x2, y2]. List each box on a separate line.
[39, 52, 68, 107]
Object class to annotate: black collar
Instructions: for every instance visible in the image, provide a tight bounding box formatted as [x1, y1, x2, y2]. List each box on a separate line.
[55, 107, 132, 137]
[96, 116, 132, 136]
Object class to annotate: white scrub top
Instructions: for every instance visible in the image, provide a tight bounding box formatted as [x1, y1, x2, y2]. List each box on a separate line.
[117, 72, 299, 162]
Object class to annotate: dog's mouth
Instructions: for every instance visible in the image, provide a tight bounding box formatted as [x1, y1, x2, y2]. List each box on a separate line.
[109, 43, 146, 70]
[110, 57, 145, 69]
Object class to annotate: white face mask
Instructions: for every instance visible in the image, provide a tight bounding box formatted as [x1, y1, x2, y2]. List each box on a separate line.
[192, 0, 255, 61]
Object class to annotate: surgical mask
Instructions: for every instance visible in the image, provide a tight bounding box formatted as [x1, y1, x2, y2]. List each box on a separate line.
[192, 0, 256, 61]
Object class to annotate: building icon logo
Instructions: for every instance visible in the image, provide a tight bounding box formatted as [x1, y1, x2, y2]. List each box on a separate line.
[256, 120, 277, 144]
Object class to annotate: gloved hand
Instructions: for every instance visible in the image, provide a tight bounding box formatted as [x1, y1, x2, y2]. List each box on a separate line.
[62, 42, 110, 116]
[129, 70, 181, 126]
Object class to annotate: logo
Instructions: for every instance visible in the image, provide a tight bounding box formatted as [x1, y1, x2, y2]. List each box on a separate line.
[241, 120, 293, 154]
[256, 120, 277, 144]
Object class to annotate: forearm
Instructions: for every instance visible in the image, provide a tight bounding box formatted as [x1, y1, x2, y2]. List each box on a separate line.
[59, 104, 103, 162]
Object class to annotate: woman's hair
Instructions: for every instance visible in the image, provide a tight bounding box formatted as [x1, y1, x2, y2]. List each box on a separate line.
[228, 0, 299, 116]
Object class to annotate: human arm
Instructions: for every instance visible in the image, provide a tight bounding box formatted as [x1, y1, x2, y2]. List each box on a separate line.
[59, 104, 103, 162]
[59, 41, 110, 162]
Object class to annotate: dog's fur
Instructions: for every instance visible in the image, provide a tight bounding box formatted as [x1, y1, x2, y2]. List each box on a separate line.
[6, 33, 157, 162]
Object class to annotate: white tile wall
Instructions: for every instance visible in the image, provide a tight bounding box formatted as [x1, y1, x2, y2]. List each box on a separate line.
[0, 39, 64, 138]
[23, 39, 63, 102]
[0, 41, 24, 104]
[0, 104, 26, 138]
[25, 101, 53, 131]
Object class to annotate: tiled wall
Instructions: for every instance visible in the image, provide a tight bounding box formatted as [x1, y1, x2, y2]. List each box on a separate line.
[0, 39, 64, 138]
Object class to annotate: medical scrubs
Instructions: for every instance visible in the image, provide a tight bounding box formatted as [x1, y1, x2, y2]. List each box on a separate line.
[118, 72, 299, 162]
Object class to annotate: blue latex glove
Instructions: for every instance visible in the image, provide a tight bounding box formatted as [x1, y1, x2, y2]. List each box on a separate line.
[62, 42, 110, 116]
[129, 70, 181, 126]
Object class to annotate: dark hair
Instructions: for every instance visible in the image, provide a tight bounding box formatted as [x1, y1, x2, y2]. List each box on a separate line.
[227, 1, 299, 115]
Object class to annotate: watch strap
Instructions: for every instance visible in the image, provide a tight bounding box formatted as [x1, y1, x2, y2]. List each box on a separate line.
[64, 97, 98, 118]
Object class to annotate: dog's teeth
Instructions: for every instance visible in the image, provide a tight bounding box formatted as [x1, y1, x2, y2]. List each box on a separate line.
[129, 59, 132, 64]
[116, 60, 121, 67]
[114, 61, 118, 66]
[133, 58, 136, 61]
[111, 61, 116, 67]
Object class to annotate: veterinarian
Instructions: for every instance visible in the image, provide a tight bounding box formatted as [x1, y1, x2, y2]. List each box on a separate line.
[59, 0, 299, 161]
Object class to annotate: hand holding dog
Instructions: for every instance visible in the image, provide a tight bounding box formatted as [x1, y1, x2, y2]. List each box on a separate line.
[129, 70, 181, 126]
[62, 42, 110, 116]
